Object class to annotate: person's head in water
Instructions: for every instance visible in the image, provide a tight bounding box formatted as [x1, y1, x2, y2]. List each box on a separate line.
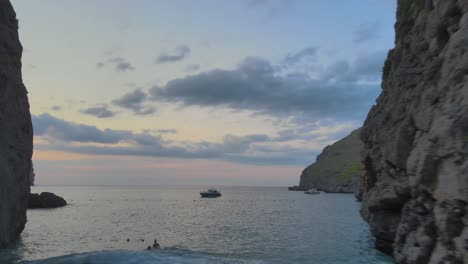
[152, 239, 160, 249]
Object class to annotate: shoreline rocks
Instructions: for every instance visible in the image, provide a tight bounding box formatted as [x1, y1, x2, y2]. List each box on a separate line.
[28, 192, 67, 209]
[288, 185, 306, 191]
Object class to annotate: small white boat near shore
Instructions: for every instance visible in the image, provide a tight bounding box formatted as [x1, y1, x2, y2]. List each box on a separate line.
[304, 188, 320, 194]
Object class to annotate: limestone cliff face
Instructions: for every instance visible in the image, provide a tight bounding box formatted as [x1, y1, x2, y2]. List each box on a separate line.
[360, 0, 467, 263]
[299, 128, 362, 193]
[0, 0, 33, 248]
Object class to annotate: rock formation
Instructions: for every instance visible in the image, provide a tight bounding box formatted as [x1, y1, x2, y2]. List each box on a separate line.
[0, 0, 33, 248]
[28, 192, 67, 209]
[288, 185, 306, 191]
[299, 128, 362, 193]
[360, 0, 467, 263]
[29, 162, 35, 186]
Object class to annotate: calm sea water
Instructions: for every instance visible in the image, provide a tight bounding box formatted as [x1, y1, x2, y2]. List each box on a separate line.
[0, 186, 392, 264]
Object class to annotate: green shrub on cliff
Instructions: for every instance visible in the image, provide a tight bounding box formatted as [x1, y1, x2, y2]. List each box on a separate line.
[339, 162, 363, 181]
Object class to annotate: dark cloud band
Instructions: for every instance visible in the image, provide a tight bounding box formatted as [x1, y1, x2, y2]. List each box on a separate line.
[149, 52, 386, 120]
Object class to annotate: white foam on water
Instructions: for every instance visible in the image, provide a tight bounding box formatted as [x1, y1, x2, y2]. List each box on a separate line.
[22, 249, 266, 264]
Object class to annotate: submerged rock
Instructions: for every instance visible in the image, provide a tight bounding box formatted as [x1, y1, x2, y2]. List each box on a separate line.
[0, 0, 33, 248]
[28, 192, 67, 209]
[299, 128, 362, 193]
[360, 0, 467, 262]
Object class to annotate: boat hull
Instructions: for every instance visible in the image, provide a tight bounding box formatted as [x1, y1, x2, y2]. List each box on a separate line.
[304, 189, 320, 194]
[200, 193, 221, 198]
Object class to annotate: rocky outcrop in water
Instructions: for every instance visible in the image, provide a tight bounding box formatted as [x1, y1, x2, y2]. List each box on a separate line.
[360, 0, 467, 262]
[28, 192, 67, 209]
[288, 185, 306, 191]
[299, 128, 362, 193]
[0, 0, 33, 248]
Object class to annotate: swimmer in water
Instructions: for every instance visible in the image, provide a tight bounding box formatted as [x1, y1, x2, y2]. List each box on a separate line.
[152, 239, 160, 249]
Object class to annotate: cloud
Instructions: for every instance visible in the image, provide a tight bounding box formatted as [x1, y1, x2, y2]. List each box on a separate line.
[32, 113, 332, 165]
[51, 105, 62, 111]
[149, 51, 386, 121]
[33, 113, 135, 144]
[97, 57, 135, 72]
[112, 88, 156, 116]
[185, 64, 200, 72]
[321, 50, 387, 82]
[134, 107, 156, 116]
[282, 46, 318, 65]
[142, 129, 178, 135]
[80, 105, 117, 118]
[112, 88, 146, 110]
[352, 50, 387, 79]
[157, 129, 177, 134]
[109, 57, 135, 72]
[354, 22, 382, 43]
[156, 45, 191, 64]
[246, 0, 295, 19]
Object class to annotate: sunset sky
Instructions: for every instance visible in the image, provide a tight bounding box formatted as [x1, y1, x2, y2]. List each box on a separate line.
[13, 0, 397, 186]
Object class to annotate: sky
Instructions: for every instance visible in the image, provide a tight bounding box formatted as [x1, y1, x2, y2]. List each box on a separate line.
[13, 0, 397, 186]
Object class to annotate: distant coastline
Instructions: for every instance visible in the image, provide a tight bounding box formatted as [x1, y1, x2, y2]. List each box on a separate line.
[290, 128, 362, 194]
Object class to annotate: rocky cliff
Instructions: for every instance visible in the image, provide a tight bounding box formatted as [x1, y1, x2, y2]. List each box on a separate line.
[360, 0, 467, 263]
[299, 128, 362, 193]
[0, 0, 33, 248]
[29, 162, 35, 186]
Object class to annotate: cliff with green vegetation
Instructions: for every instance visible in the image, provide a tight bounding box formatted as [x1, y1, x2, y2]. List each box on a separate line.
[360, 0, 467, 262]
[299, 128, 362, 193]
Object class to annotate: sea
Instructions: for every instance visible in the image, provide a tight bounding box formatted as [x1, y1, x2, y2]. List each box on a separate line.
[0, 186, 393, 264]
